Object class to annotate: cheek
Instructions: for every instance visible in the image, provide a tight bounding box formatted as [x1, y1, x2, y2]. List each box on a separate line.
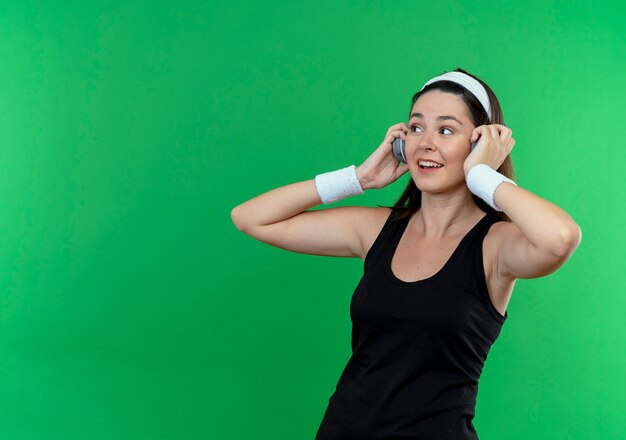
[443, 144, 471, 163]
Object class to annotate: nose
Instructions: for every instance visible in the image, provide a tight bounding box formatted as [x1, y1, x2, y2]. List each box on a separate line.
[417, 130, 437, 152]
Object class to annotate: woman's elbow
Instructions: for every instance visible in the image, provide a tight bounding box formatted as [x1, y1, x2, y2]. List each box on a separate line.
[231, 206, 248, 232]
[551, 221, 582, 258]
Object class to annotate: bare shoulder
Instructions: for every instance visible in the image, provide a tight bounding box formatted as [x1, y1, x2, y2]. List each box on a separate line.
[353, 206, 394, 261]
[484, 220, 521, 254]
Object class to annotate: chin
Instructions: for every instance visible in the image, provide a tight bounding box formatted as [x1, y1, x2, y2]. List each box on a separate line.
[411, 173, 466, 194]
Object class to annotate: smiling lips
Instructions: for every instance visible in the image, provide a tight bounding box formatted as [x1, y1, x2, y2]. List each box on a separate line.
[418, 160, 444, 169]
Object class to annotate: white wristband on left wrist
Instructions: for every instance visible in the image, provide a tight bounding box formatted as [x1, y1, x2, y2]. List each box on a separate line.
[466, 164, 516, 211]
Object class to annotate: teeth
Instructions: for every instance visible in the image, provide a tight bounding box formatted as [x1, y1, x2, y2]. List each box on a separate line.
[419, 161, 443, 168]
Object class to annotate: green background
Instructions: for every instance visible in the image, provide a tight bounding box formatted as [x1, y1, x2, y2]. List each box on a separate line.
[0, 1, 623, 439]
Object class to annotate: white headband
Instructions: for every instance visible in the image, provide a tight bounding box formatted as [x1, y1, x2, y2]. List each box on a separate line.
[420, 71, 492, 121]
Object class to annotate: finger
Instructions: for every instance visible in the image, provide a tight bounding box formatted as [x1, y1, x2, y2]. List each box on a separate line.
[499, 129, 512, 147]
[395, 163, 409, 177]
[473, 124, 494, 141]
[502, 137, 514, 154]
[390, 129, 407, 140]
[470, 125, 484, 142]
[383, 131, 405, 146]
[384, 133, 397, 144]
[501, 127, 512, 139]
[506, 137, 516, 153]
[473, 125, 492, 142]
[495, 126, 513, 149]
[387, 123, 409, 135]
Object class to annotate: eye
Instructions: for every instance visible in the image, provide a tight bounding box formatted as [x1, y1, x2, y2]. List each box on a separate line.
[409, 125, 454, 134]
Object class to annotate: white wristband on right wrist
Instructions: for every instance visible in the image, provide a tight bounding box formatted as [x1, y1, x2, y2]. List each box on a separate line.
[466, 164, 516, 211]
[314, 165, 364, 204]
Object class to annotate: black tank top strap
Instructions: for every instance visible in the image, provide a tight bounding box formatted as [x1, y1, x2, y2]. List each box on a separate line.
[473, 212, 502, 238]
[363, 207, 410, 272]
[461, 212, 503, 259]
[458, 213, 501, 252]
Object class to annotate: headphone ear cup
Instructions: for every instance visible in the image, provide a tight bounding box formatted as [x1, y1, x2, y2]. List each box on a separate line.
[400, 141, 407, 163]
[392, 138, 407, 163]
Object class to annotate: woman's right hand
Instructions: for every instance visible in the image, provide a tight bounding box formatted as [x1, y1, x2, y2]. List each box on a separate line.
[356, 123, 410, 190]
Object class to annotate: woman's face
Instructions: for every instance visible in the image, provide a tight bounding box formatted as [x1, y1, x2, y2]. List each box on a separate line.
[405, 90, 477, 194]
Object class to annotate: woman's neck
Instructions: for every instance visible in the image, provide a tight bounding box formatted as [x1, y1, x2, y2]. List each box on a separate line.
[412, 189, 485, 238]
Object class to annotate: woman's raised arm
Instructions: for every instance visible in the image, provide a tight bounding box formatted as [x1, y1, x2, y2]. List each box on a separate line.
[490, 183, 581, 279]
[230, 123, 410, 258]
[231, 178, 370, 258]
[464, 124, 581, 280]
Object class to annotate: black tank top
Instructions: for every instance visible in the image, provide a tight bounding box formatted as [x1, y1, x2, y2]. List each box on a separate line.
[315, 208, 508, 440]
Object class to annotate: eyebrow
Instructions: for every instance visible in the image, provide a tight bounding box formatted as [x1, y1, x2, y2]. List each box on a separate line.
[409, 112, 464, 126]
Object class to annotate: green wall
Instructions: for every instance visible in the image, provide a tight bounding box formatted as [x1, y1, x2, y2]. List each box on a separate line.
[0, 1, 623, 439]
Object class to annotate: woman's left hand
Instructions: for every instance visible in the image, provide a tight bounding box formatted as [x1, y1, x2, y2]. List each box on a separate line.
[463, 124, 515, 177]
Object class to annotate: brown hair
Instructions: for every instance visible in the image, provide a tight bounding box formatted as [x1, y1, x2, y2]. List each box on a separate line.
[384, 67, 514, 222]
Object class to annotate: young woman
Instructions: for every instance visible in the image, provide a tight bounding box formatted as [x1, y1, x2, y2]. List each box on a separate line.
[231, 68, 581, 440]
